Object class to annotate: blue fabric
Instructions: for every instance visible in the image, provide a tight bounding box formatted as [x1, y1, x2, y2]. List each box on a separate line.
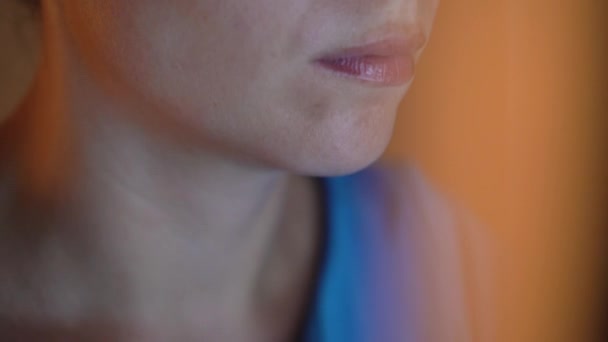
[304, 165, 413, 342]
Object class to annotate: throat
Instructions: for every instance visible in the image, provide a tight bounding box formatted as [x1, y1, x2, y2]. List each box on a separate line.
[0, 174, 324, 341]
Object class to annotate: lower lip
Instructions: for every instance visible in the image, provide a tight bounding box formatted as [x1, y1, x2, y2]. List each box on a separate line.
[314, 55, 414, 86]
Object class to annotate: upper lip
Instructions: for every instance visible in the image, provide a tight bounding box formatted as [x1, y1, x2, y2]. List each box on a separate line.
[314, 27, 427, 61]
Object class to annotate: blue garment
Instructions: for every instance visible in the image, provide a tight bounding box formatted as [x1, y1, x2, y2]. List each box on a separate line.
[303, 165, 418, 342]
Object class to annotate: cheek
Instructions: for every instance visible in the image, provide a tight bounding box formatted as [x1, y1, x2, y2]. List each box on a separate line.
[62, 1, 161, 102]
[60, 0, 416, 174]
[62, 2, 234, 119]
[63, 0, 312, 160]
[63, 0, 283, 109]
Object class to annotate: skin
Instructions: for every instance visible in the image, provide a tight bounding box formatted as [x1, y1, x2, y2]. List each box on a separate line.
[0, 0, 439, 340]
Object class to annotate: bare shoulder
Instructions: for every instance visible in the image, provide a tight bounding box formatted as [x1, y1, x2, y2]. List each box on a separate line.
[374, 160, 497, 341]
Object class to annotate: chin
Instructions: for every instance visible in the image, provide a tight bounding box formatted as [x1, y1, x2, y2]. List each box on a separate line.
[302, 111, 398, 177]
[274, 124, 395, 177]
[194, 95, 401, 177]
[249, 108, 398, 177]
[312, 142, 391, 177]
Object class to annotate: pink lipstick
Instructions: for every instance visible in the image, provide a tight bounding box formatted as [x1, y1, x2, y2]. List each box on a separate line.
[314, 39, 416, 86]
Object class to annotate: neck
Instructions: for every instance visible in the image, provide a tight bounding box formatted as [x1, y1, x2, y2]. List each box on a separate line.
[1, 6, 321, 340]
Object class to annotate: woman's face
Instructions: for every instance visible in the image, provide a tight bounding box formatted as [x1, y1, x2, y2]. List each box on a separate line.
[61, 0, 439, 175]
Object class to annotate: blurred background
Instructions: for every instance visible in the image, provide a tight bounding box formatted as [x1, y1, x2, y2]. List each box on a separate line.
[1, 0, 606, 341]
[385, 0, 607, 341]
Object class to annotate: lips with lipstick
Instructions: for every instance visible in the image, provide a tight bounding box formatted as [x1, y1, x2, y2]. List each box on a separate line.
[314, 38, 417, 87]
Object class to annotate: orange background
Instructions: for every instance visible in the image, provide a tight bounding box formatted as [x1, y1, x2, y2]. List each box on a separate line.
[385, 0, 606, 341]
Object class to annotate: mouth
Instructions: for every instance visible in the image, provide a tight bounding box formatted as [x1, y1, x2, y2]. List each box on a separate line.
[312, 38, 418, 87]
